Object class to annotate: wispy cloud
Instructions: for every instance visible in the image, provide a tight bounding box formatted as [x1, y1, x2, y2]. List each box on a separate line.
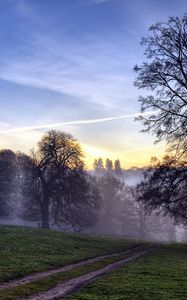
[0, 27, 142, 113]
[0, 111, 156, 134]
[0, 0, 167, 168]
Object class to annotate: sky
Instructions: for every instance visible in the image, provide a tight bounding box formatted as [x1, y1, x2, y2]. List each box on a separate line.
[0, 0, 186, 169]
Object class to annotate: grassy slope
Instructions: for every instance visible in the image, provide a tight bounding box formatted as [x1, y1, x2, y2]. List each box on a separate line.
[0, 225, 145, 282]
[68, 244, 187, 300]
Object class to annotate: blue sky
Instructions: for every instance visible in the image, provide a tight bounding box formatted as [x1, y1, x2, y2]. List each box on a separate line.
[0, 0, 187, 168]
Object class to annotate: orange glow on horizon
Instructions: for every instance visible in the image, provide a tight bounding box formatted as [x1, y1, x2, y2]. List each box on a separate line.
[0, 131, 165, 170]
[81, 143, 165, 170]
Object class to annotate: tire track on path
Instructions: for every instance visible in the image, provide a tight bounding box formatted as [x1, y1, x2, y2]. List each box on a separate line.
[0, 245, 145, 292]
[23, 247, 156, 300]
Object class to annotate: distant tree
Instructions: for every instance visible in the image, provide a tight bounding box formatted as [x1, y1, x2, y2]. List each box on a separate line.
[181, 227, 187, 241]
[0, 149, 17, 218]
[105, 159, 113, 173]
[120, 185, 139, 237]
[134, 16, 187, 157]
[114, 159, 123, 177]
[96, 173, 123, 234]
[20, 130, 100, 230]
[93, 157, 105, 176]
[121, 185, 176, 240]
[162, 217, 176, 241]
[119, 186, 154, 239]
[93, 159, 98, 171]
[17, 152, 41, 223]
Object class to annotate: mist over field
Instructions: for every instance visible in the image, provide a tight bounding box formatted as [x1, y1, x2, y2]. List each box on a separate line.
[0, 151, 185, 242]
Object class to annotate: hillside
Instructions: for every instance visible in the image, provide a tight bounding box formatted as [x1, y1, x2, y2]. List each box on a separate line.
[0, 226, 186, 300]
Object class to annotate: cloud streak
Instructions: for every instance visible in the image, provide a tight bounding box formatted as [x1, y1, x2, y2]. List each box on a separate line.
[0, 111, 156, 134]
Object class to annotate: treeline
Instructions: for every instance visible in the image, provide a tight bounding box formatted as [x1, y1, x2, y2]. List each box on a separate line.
[93, 158, 123, 177]
[0, 129, 182, 241]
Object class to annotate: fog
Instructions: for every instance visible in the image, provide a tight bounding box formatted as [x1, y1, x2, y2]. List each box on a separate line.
[0, 150, 186, 243]
[88, 165, 182, 242]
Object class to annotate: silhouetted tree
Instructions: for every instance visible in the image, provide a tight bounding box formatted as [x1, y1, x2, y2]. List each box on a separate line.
[20, 130, 100, 230]
[137, 156, 187, 225]
[93, 157, 105, 176]
[105, 159, 113, 173]
[93, 159, 98, 171]
[114, 159, 123, 177]
[51, 173, 100, 232]
[134, 16, 187, 157]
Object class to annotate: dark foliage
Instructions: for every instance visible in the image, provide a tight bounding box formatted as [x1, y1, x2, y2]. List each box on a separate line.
[137, 156, 187, 224]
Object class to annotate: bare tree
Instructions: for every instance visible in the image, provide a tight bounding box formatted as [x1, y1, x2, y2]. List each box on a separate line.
[20, 130, 99, 230]
[51, 173, 100, 232]
[137, 156, 187, 225]
[134, 16, 187, 156]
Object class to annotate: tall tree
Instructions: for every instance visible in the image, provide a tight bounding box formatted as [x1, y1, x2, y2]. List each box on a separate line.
[105, 159, 113, 173]
[134, 16, 187, 156]
[93, 159, 98, 171]
[134, 16, 187, 224]
[20, 130, 99, 230]
[94, 157, 105, 176]
[114, 159, 123, 177]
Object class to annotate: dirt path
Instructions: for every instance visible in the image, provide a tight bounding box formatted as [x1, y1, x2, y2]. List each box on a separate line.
[22, 247, 155, 300]
[0, 245, 144, 292]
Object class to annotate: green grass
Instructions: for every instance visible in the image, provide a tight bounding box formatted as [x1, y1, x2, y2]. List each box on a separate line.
[0, 247, 148, 300]
[0, 225, 145, 282]
[68, 243, 187, 300]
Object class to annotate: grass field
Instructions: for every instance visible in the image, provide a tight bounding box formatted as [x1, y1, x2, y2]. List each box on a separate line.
[68, 243, 187, 300]
[1, 225, 186, 300]
[0, 248, 146, 300]
[0, 225, 144, 282]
